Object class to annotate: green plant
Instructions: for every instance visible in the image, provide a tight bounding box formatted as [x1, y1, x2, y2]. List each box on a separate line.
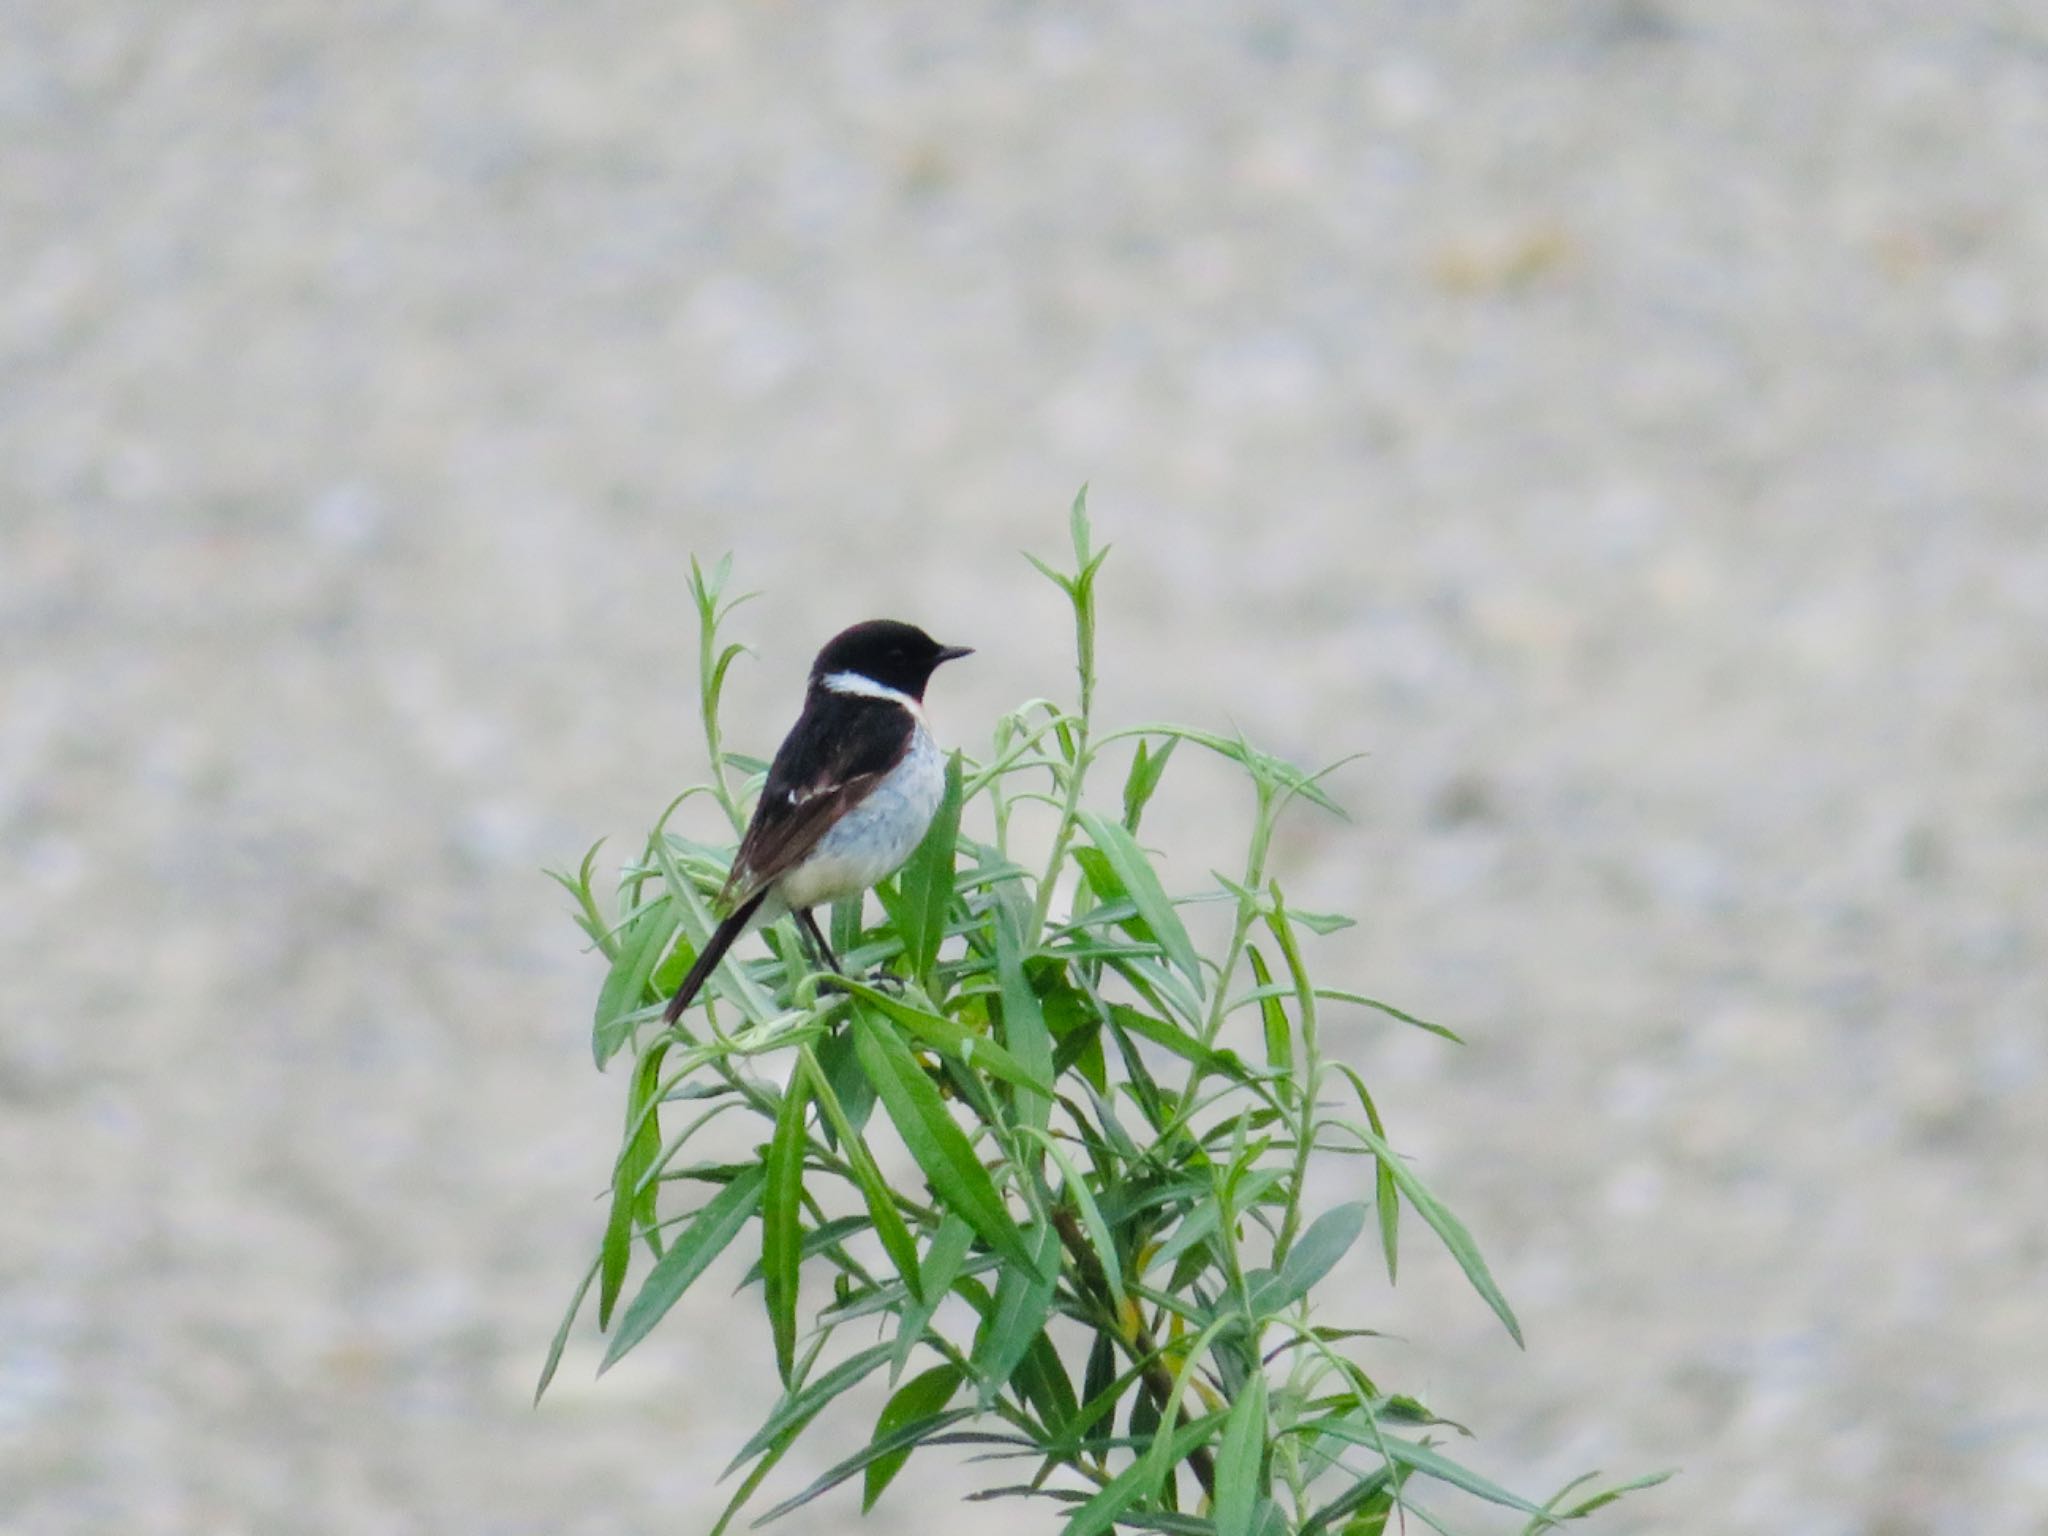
[541, 494, 1667, 1535]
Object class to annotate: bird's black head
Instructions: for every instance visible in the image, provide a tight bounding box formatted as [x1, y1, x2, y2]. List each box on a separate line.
[810, 620, 972, 701]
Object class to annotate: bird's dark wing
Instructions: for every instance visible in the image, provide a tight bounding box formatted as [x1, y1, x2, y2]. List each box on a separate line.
[720, 691, 913, 905]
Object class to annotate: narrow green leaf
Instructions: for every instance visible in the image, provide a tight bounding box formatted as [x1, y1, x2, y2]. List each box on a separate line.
[1020, 1126, 1123, 1307]
[888, 1216, 973, 1383]
[1285, 908, 1355, 935]
[727, 1342, 896, 1475]
[835, 979, 1051, 1097]
[1538, 1467, 1677, 1524]
[1025, 549, 1077, 597]
[1307, 1420, 1549, 1517]
[1073, 1023, 1109, 1095]
[1122, 736, 1178, 833]
[594, 897, 679, 1066]
[662, 1080, 737, 1104]
[1257, 1203, 1366, 1316]
[1245, 947, 1292, 1083]
[764, 1076, 811, 1384]
[815, 1024, 875, 1138]
[1223, 984, 1461, 1045]
[736, 1216, 871, 1286]
[1103, 950, 1206, 1032]
[863, 1364, 964, 1510]
[1351, 1077, 1399, 1282]
[1374, 1393, 1468, 1434]
[1331, 1073, 1523, 1347]
[830, 892, 863, 960]
[548, 837, 612, 949]
[1076, 812, 1203, 990]
[1105, 1003, 1254, 1088]
[602, 1165, 766, 1371]
[534, 1254, 600, 1404]
[599, 1043, 670, 1326]
[969, 1218, 1060, 1406]
[1299, 1468, 1396, 1536]
[751, 1408, 976, 1527]
[1095, 723, 1346, 816]
[1047, 1342, 1175, 1464]
[895, 752, 963, 986]
[1214, 1371, 1268, 1536]
[1124, 739, 1152, 828]
[850, 1009, 1037, 1272]
[1317, 989, 1462, 1043]
[1143, 1198, 1222, 1279]
[709, 1428, 797, 1536]
[993, 894, 1054, 1137]
[1262, 890, 1319, 1068]
[1088, 1515, 1219, 1536]
[709, 641, 748, 707]
[629, 1044, 671, 1236]
[1097, 1002, 1171, 1134]
[801, 1050, 922, 1304]
[1062, 1410, 1226, 1536]
[1129, 1379, 1161, 1444]
[1013, 1329, 1080, 1442]
[1079, 1333, 1118, 1456]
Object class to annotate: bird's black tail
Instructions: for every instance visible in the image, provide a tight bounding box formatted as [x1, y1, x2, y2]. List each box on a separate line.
[663, 890, 771, 1024]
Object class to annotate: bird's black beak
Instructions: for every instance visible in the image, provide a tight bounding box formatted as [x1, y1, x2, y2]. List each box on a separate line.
[936, 644, 974, 664]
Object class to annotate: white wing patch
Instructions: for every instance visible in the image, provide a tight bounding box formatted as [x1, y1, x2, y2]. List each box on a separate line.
[788, 779, 834, 806]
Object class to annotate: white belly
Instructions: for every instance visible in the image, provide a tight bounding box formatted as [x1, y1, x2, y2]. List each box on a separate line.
[774, 726, 944, 912]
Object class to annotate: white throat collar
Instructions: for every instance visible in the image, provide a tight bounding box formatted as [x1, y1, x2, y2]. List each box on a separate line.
[821, 671, 922, 715]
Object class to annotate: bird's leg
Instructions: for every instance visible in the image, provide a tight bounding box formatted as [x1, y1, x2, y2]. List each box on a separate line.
[795, 908, 846, 977]
[796, 906, 901, 993]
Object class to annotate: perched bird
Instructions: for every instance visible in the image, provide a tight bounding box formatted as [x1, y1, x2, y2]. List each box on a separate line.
[663, 619, 972, 1023]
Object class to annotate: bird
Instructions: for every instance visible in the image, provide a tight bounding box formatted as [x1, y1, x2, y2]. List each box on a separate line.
[662, 619, 973, 1024]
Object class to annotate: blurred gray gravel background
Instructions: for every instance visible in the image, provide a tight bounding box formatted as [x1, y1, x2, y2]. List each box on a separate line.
[5, 4, 2046, 1533]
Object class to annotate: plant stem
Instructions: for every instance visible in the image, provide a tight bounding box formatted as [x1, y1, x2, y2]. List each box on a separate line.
[698, 648, 747, 836]
[1199, 777, 1277, 1052]
[1268, 893, 1323, 1269]
[1029, 726, 1090, 941]
[1029, 647, 1096, 943]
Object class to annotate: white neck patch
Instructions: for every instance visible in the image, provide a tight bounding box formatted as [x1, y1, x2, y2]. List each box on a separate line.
[821, 670, 921, 714]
